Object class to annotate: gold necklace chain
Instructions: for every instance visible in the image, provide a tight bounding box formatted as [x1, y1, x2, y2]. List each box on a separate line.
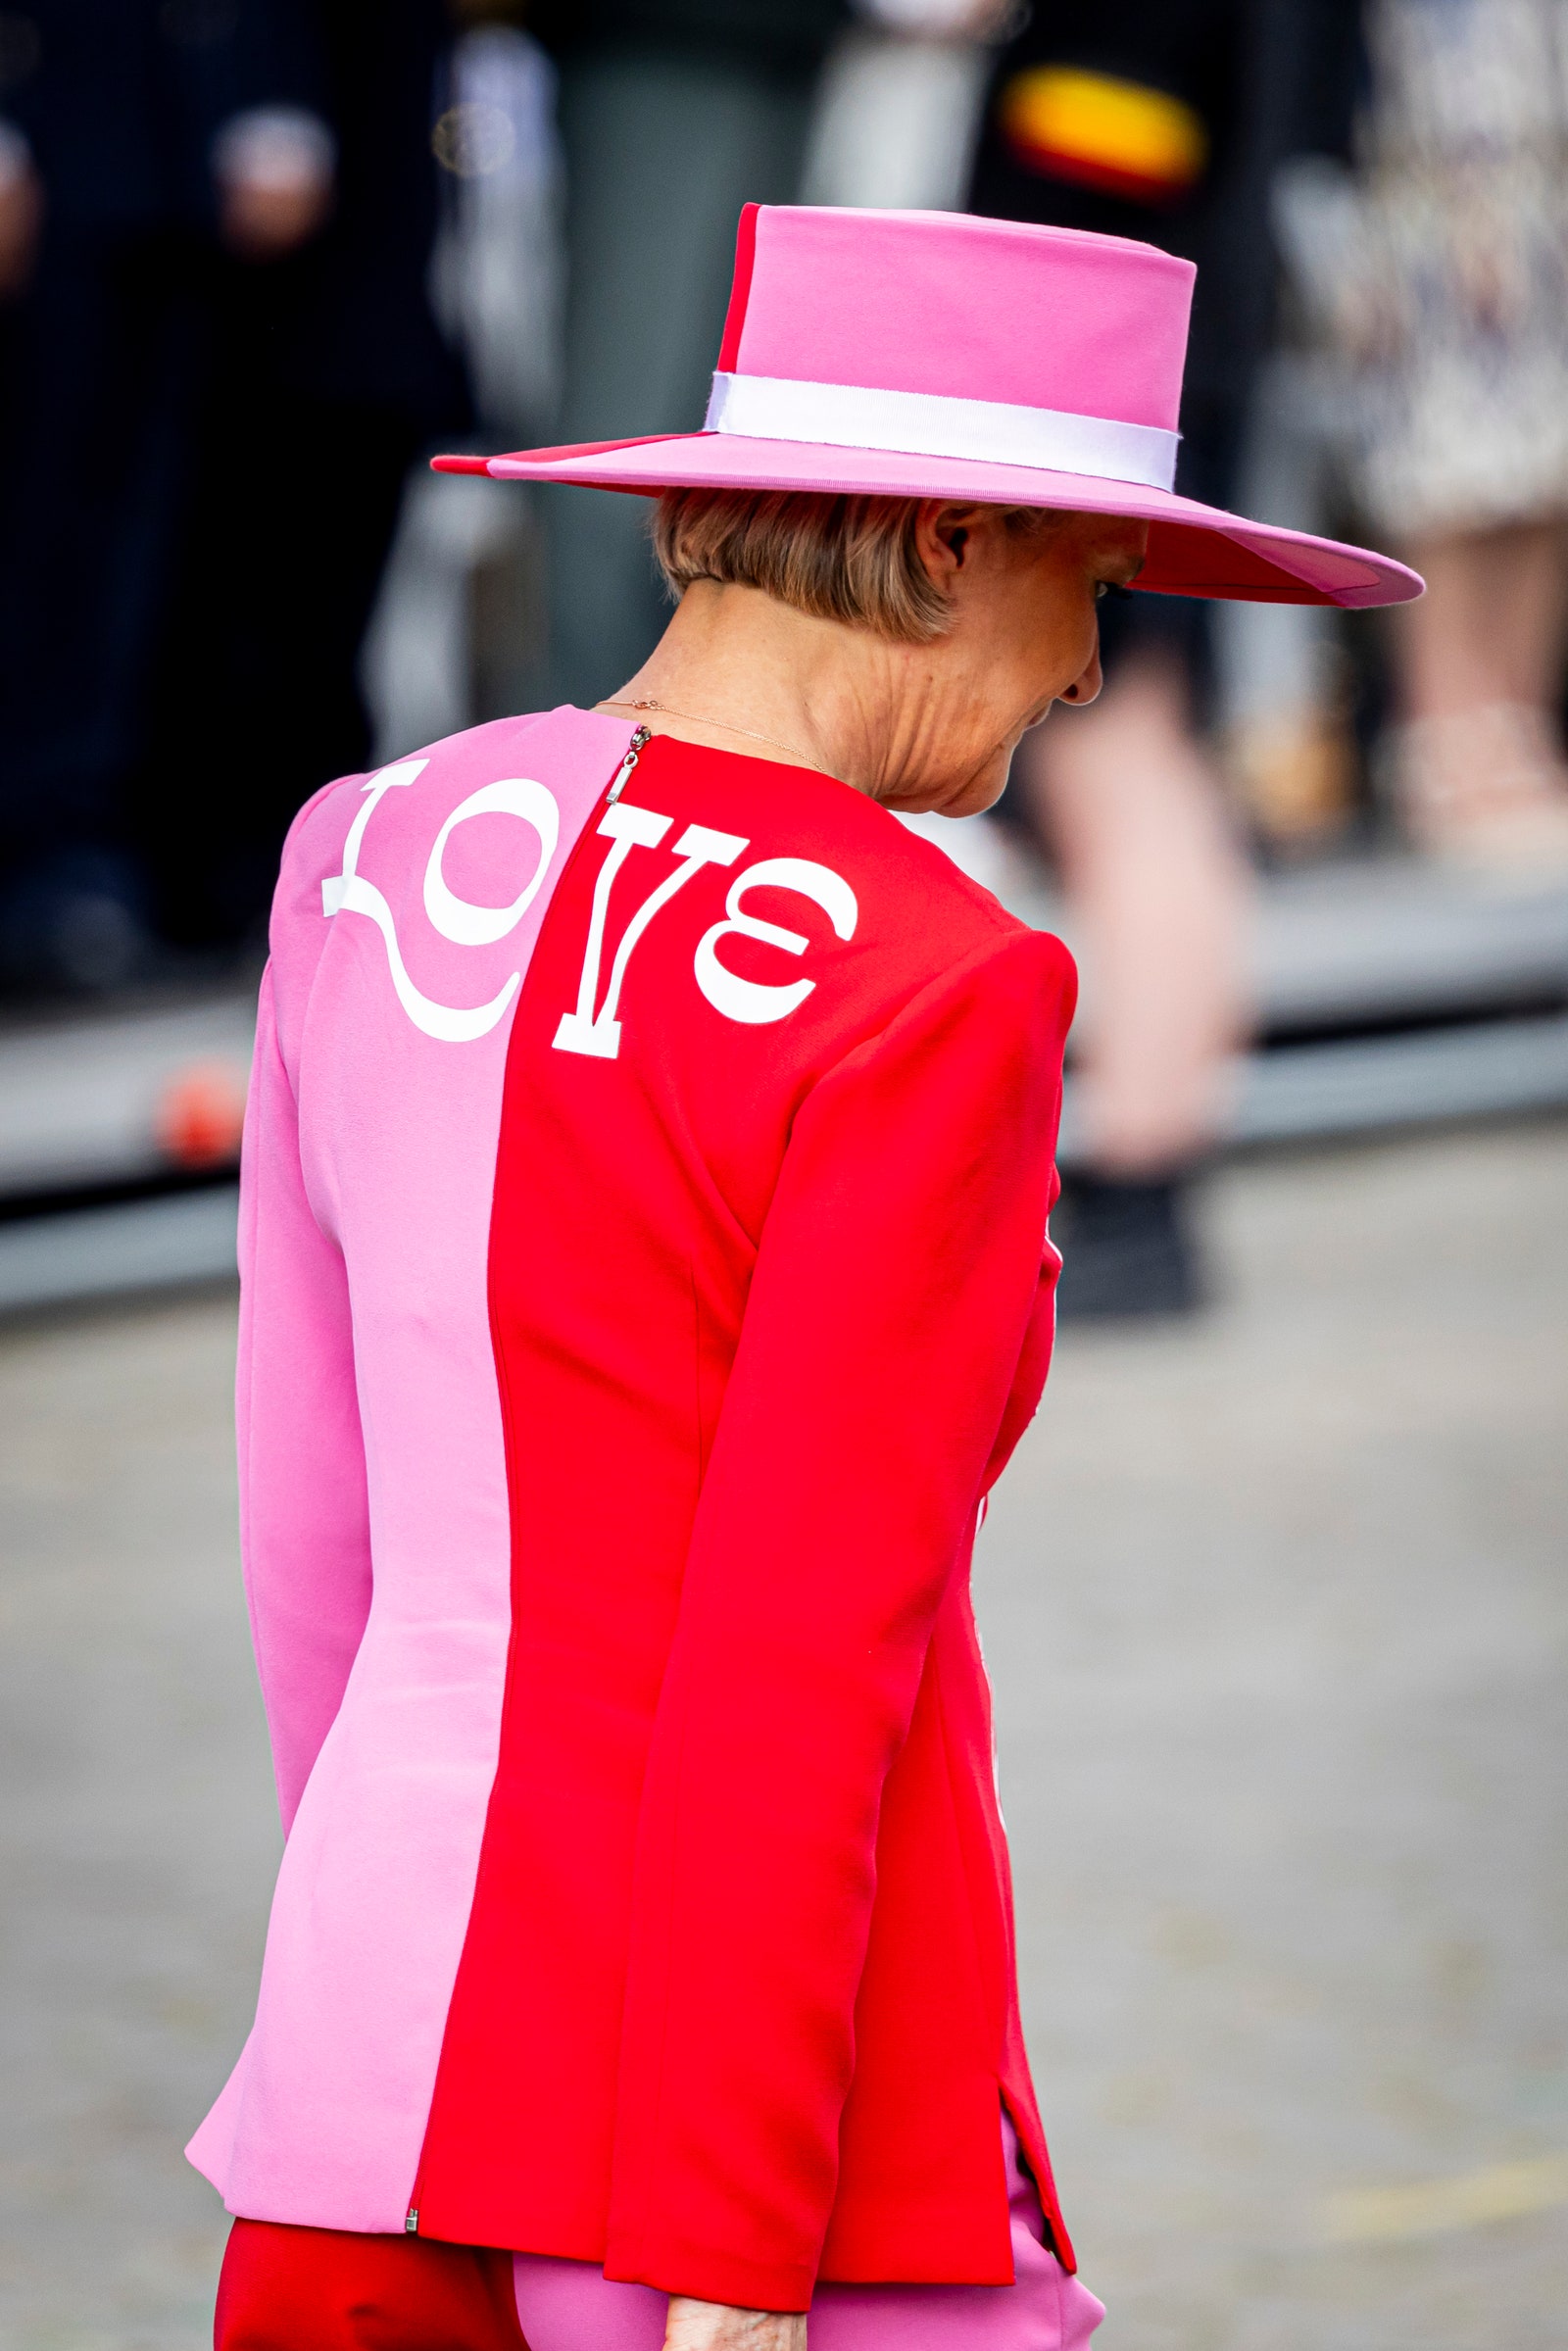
[602, 695, 810, 768]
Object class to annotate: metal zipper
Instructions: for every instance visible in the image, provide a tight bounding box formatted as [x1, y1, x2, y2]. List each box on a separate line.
[606, 723, 652, 804]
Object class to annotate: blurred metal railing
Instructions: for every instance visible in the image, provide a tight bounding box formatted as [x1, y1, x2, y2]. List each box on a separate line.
[1, 861, 1565, 1316]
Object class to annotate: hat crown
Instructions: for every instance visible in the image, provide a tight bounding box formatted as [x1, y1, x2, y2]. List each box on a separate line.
[717, 206, 1194, 435]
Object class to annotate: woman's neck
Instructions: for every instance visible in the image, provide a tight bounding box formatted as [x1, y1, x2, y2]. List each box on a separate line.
[598, 580, 956, 808]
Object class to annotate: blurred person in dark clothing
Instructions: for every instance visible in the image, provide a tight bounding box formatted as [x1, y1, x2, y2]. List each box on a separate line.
[0, 0, 466, 990]
[133, 0, 469, 956]
[134, 0, 470, 957]
[0, 0, 327, 988]
[969, 0, 1359, 1318]
[530, 0, 847, 711]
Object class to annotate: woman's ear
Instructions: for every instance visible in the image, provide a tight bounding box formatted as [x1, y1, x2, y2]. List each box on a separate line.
[916, 502, 985, 582]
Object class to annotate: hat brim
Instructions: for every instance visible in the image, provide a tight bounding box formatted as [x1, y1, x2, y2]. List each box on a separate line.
[433, 431, 1421, 609]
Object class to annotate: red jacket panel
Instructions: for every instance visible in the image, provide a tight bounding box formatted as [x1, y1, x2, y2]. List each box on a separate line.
[413, 737, 1076, 2306]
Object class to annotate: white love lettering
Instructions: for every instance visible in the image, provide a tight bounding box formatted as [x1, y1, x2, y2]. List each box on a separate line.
[322, 760, 858, 1053]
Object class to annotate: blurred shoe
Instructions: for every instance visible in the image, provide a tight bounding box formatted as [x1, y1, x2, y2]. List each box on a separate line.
[1054, 1170, 1206, 1323]
[1384, 703, 1568, 877]
[0, 847, 158, 999]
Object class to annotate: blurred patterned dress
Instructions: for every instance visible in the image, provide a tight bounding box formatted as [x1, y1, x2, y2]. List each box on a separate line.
[1344, 0, 1568, 536]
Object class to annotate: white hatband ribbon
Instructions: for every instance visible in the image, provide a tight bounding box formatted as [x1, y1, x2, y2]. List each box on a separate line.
[704, 371, 1178, 493]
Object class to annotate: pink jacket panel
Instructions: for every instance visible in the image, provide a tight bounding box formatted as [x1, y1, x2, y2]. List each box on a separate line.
[188, 708, 636, 2229]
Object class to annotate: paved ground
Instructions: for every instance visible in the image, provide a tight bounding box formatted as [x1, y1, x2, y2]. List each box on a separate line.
[1, 1121, 1565, 2351]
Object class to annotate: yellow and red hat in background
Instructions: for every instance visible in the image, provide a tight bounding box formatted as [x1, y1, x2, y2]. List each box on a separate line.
[997, 68, 1209, 208]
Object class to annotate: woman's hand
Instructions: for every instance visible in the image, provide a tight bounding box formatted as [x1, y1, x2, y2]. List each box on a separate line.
[664, 2297, 808, 2351]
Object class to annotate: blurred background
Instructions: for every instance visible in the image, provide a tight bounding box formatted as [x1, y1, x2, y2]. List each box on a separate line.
[1, 2, 1565, 2345]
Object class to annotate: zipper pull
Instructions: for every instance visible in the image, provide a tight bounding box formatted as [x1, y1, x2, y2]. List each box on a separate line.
[606, 723, 652, 804]
[405, 2206, 419, 2233]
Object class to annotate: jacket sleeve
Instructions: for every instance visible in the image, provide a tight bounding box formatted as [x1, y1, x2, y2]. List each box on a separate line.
[236, 962, 372, 1838]
[605, 927, 1075, 2312]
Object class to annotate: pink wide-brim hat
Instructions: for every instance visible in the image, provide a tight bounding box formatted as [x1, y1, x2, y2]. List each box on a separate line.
[436, 205, 1420, 611]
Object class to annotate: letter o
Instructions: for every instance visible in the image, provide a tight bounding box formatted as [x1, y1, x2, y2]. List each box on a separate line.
[423, 778, 561, 947]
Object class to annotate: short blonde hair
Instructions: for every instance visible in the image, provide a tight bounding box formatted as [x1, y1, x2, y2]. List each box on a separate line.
[650, 488, 1059, 645]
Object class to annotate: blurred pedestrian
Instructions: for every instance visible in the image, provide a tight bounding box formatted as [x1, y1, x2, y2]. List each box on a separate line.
[968, 0, 1361, 1316]
[530, 0, 848, 711]
[1322, 0, 1568, 869]
[0, 1, 466, 992]
[0, 0, 325, 991]
[130, 0, 470, 957]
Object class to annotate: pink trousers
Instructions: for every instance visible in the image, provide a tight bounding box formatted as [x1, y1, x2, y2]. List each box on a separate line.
[512, 2119, 1104, 2351]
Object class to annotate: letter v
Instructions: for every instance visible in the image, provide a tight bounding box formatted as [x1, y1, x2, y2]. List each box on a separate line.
[554, 808, 747, 1059]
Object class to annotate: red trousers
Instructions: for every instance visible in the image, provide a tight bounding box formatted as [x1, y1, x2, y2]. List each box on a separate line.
[216, 2218, 527, 2351]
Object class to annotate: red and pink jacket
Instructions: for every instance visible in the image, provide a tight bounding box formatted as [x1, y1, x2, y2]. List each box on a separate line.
[187, 706, 1078, 2313]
